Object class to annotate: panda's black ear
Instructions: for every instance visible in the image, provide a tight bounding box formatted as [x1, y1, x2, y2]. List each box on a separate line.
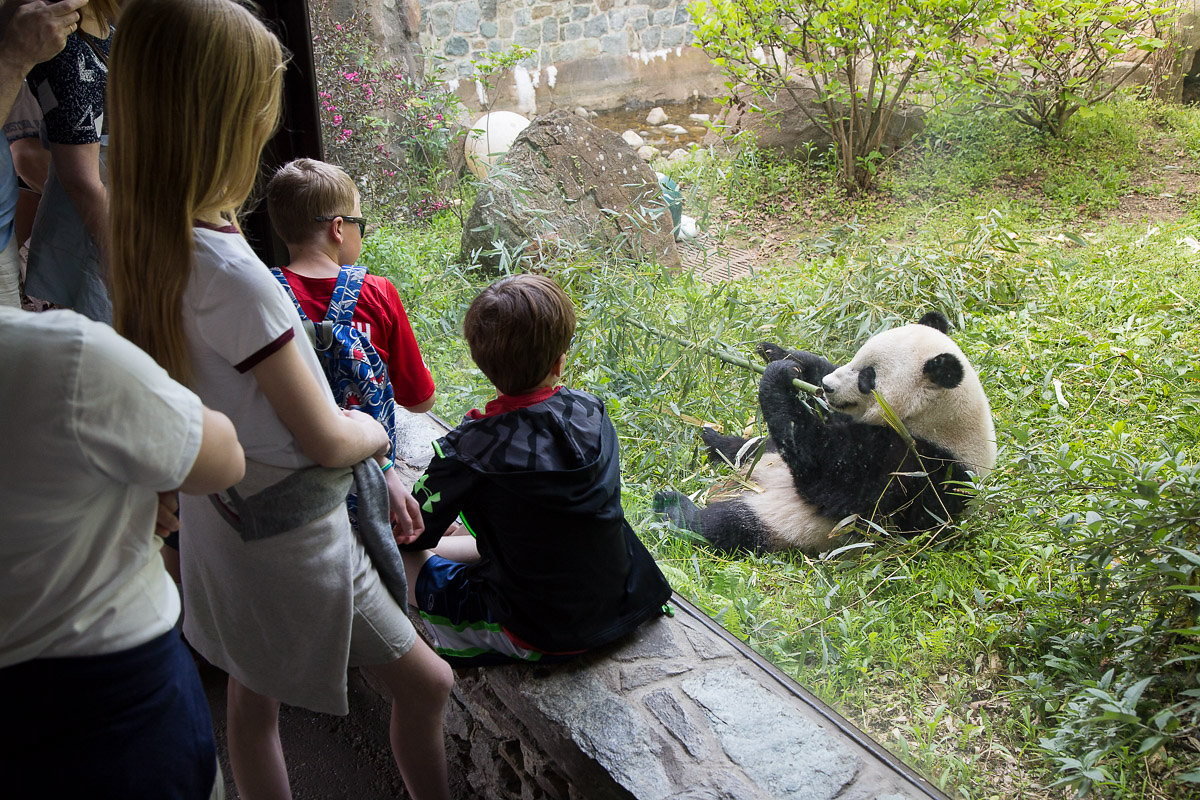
[917, 311, 950, 334]
[923, 353, 963, 388]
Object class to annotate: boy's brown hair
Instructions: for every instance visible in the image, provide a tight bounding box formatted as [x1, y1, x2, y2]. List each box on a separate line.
[265, 158, 358, 244]
[464, 275, 576, 396]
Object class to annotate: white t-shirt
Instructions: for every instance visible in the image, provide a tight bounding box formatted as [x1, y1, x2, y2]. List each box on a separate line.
[0, 307, 203, 666]
[185, 225, 337, 467]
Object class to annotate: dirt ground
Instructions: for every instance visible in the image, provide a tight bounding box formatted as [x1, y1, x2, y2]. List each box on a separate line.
[197, 657, 407, 799]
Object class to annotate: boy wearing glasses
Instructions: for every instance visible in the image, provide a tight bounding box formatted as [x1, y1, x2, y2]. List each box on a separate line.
[266, 158, 435, 419]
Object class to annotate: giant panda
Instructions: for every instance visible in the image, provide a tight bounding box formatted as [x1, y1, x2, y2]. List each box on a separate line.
[654, 312, 996, 555]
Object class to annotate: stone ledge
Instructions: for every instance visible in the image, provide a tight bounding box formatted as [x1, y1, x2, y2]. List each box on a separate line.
[432, 596, 950, 799]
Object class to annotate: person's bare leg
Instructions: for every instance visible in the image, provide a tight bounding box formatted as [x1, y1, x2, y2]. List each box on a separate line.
[225, 677, 290, 800]
[433, 535, 479, 563]
[366, 640, 453, 800]
[401, 549, 432, 607]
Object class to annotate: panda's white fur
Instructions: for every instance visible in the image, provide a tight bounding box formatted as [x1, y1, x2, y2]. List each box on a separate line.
[739, 455, 841, 551]
[655, 314, 996, 555]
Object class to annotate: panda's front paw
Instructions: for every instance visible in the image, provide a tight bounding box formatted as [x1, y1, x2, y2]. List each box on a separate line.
[756, 342, 791, 364]
[762, 359, 804, 389]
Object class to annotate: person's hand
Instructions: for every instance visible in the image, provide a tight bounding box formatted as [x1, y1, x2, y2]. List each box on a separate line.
[383, 467, 425, 545]
[0, 0, 88, 71]
[342, 408, 390, 458]
[155, 491, 181, 539]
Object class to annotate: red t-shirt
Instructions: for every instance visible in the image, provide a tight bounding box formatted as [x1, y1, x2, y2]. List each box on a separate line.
[280, 267, 435, 408]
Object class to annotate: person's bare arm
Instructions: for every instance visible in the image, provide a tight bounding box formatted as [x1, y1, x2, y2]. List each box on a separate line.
[383, 466, 424, 544]
[404, 394, 435, 414]
[0, 0, 85, 119]
[48, 141, 108, 262]
[251, 338, 389, 467]
[177, 407, 245, 494]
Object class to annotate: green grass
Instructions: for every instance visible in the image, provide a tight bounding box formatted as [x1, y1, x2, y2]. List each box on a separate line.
[360, 95, 1200, 800]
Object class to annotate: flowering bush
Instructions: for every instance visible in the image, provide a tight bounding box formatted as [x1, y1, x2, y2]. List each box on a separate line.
[310, 0, 464, 220]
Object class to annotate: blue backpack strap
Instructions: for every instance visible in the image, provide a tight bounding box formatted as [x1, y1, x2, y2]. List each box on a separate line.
[326, 265, 367, 325]
[270, 268, 308, 319]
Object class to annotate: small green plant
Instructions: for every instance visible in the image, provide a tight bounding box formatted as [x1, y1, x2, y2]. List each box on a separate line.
[1000, 441, 1200, 796]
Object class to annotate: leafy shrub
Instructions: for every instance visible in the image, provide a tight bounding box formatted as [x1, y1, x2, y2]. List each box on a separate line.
[961, 0, 1172, 136]
[691, 0, 986, 194]
[309, 0, 464, 220]
[1001, 438, 1200, 796]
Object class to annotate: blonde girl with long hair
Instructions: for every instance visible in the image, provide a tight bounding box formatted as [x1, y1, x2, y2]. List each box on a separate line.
[108, 2, 452, 798]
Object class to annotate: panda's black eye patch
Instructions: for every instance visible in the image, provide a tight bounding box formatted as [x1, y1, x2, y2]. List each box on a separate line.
[923, 353, 963, 388]
[857, 366, 877, 394]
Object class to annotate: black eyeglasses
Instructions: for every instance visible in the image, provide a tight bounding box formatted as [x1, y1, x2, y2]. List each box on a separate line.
[315, 215, 367, 237]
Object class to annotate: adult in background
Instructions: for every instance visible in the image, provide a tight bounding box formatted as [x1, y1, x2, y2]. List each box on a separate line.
[0, 0, 81, 306]
[23, 0, 118, 320]
[0, 4, 243, 797]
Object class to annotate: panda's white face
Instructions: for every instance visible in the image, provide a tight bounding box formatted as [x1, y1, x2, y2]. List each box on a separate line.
[821, 323, 997, 474]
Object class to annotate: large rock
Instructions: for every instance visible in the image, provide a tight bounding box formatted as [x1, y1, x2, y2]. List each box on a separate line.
[460, 110, 681, 269]
[327, 0, 424, 79]
[705, 84, 924, 157]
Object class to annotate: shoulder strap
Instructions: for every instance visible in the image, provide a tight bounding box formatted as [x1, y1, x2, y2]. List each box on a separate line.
[326, 265, 367, 325]
[270, 268, 309, 319]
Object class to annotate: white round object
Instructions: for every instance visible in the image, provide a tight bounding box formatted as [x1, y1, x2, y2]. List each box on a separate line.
[678, 214, 699, 240]
[646, 106, 668, 125]
[621, 129, 645, 148]
[465, 111, 531, 179]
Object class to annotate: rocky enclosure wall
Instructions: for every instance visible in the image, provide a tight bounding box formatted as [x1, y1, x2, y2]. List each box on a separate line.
[415, 0, 725, 112]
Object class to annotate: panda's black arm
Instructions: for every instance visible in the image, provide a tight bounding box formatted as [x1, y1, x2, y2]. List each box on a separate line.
[757, 360, 829, 486]
[756, 343, 839, 387]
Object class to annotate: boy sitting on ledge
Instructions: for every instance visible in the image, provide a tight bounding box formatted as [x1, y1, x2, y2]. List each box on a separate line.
[402, 274, 671, 666]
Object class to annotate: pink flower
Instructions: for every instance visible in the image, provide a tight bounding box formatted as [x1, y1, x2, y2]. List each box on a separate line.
[333, 115, 342, 124]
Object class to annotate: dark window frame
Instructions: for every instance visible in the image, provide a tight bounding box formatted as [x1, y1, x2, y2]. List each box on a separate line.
[246, 1, 323, 268]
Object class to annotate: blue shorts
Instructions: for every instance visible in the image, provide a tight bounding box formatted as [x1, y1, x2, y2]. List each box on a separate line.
[415, 555, 582, 668]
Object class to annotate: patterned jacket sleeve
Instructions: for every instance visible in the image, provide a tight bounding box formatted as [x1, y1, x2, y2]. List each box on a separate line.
[405, 441, 474, 550]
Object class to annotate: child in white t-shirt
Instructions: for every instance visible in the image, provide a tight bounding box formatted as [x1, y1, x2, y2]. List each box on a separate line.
[105, 2, 452, 798]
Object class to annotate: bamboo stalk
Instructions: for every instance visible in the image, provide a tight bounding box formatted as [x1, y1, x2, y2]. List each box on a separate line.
[611, 313, 821, 395]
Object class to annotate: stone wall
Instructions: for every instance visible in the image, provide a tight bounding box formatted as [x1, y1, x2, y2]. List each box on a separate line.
[436, 597, 951, 799]
[414, 0, 725, 112]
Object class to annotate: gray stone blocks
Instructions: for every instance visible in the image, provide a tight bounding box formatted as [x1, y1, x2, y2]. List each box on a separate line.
[418, 0, 702, 94]
[439, 601, 945, 798]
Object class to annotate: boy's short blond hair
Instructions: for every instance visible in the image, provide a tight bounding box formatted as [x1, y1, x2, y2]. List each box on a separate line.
[464, 275, 576, 396]
[266, 158, 359, 244]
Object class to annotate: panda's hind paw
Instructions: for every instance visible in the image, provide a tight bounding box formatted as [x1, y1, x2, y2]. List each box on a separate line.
[653, 490, 702, 532]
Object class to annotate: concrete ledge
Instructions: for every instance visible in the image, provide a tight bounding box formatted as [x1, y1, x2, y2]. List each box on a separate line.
[433, 595, 949, 799]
